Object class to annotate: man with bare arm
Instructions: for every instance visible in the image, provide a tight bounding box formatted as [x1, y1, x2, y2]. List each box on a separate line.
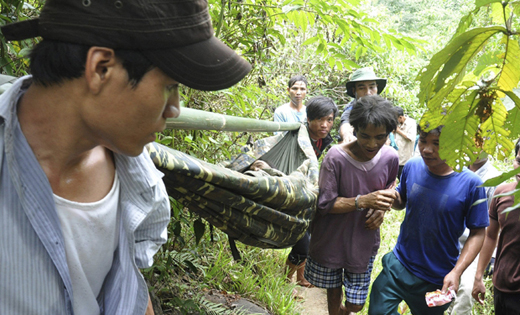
[369, 126, 488, 315]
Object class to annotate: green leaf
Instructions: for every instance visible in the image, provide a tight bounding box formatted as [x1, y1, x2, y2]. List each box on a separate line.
[327, 56, 335, 68]
[417, 26, 506, 107]
[476, 0, 503, 6]
[282, 5, 303, 14]
[490, 3, 509, 25]
[438, 90, 480, 171]
[496, 37, 520, 98]
[481, 98, 513, 160]
[503, 90, 520, 139]
[482, 164, 520, 187]
[302, 36, 319, 46]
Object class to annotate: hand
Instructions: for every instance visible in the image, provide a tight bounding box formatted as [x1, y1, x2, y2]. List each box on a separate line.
[365, 209, 385, 230]
[472, 278, 487, 305]
[360, 189, 397, 211]
[442, 270, 460, 294]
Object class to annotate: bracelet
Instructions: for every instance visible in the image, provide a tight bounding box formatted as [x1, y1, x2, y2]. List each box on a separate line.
[355, 194, 363, 211]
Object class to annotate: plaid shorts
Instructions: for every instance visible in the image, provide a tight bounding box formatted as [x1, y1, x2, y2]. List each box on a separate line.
[304, 255, 375, 305]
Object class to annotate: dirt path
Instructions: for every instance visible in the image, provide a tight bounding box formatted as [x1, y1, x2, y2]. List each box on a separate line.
[295, 286, 328, 315]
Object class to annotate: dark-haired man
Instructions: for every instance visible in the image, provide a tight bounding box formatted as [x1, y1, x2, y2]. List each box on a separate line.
[339, 68, 387, 143]
[285, 95, 337, 288]
[369, 126, 488, 315]
[305, 95, 399, 315]
[274, 75, 308, 135]
[0, 1, 250, 314]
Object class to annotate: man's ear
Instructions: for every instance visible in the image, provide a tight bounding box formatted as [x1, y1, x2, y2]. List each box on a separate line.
[84, 47, 118, 94]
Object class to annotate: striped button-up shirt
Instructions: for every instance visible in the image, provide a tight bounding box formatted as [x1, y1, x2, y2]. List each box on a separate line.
[0, 77, 170, 315]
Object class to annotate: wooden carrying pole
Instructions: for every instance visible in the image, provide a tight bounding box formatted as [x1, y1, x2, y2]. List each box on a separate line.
[166, 108, 302, 132]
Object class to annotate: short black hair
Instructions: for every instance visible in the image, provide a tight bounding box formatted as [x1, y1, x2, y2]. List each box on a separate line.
[515, 138, 520, 157]
[288, 75, 308, 88]
[29, 40, 154, 88]
[395, 106, 404, 117]
[419, 125, 444, 138]
[349, 95, 397, 134]
[306, 96, 338, 121]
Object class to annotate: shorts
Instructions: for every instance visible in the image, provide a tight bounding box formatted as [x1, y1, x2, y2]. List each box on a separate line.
[304, 255, 375, 305]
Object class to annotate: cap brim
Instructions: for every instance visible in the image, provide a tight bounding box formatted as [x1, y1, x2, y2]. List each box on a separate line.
[143, 36, 251, 91]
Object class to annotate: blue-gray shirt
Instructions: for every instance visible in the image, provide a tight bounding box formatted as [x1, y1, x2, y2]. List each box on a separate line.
[0, 77, 170, 314]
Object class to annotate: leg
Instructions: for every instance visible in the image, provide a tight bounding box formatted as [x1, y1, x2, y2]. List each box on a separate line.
[343, 256, 377, 314]
[286, 232, 311, 286]
[368, 252, 404, 315]
[304, 257, 344, 314]
[448, 254, 478, 314]
[327, 287, 346, 315]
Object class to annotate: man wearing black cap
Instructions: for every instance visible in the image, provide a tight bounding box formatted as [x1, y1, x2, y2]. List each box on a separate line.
[0, 1, 250, 315]
[339, 68, 387, 143]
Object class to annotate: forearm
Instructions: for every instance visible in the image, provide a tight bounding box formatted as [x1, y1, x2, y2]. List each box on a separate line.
[452, 228, 486, 277]
[396, 128, 412, 141]
[329, 189, 396, 214]
[329, 196, 358, 214]
[146, 292, 155, 315]
[339, 123, 356, 143]
[475, 222, 499, 280]
[392, 191, 405, 210]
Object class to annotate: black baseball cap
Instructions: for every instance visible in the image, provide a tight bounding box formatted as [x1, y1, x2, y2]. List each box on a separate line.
[0, 0, 251, 91]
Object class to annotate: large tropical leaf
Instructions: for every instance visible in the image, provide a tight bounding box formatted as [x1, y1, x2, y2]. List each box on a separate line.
[438, 90, 480, 171]
[496, 37, 520, 98]
[417, 26, 506, 109]
[503, 89, 520, 140]
[480, 97, 514, 160]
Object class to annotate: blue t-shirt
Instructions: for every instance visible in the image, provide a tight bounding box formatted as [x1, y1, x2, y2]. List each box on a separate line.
[393, 157, 489, 285]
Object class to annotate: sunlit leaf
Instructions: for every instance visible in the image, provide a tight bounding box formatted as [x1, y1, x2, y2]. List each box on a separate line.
[481, 98, 513, 160]
[503, 90, 520, 139]
[417, 26, 505, 108]
[496, 37, 520, 98]
[438, 90, 480, 171]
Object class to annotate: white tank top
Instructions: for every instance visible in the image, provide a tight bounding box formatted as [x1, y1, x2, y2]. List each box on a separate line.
[54, 173, 120, 315]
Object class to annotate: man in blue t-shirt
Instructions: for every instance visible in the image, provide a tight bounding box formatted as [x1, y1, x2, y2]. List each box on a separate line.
[369, 126, 489, 315]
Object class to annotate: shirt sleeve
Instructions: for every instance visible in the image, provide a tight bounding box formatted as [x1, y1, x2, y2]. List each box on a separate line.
[317, 150, 339, 215]
[465, 177, 490, 229]
[340, 107, 352, 126]
[134, 169, 170, 269]
[273, 107, 284, 122]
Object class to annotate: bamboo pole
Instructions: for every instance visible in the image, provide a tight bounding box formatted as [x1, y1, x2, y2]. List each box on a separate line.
[166, 108, 302, 132]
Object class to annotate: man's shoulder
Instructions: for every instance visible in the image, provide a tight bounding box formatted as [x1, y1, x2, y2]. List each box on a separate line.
[381, 144, 399, 159]
[458, 167, 484, 185]
[114, 146, 165, 188]
[495, 181, 517, 195]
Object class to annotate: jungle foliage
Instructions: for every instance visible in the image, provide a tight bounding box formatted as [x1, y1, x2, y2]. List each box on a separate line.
[0, 0, 512, 313]
[416, 0, 520, 210]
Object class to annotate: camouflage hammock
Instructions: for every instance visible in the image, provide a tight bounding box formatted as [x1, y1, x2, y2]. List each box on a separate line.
[146, 124, 319, 250]
[0, 75, 319, 251]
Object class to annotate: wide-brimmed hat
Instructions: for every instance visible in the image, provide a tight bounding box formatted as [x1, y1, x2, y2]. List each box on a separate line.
[345, 68, 387, 98]
[1, 0, 251, 91]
